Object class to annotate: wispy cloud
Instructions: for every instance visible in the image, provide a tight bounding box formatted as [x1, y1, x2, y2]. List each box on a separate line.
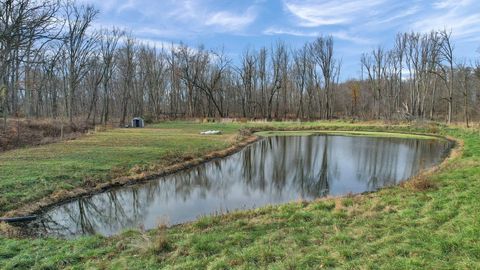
[117, 0, 137, 13]
[77, 0, 480, 77]
[263, 27, 317, 37]
[205, 7, 257, 31]
[369, 5, 420, 26]
[263, 27, 373, 45]
[85, 0, 259, 38]
[159, 1, 259, 33]
[283, 0, 386, 27]
[412, 0, 480, 40]
[134, 37, 185, 51]
[330, 31, 374, 45]
[433, 0, 472, 9]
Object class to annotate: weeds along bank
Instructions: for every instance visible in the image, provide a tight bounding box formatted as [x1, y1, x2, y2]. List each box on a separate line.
[0, 121, 479, 269]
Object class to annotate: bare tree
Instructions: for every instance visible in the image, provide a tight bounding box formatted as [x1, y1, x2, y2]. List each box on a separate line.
[138, 44, 168, 120]
[61, 0, 99, 125]
[438, 30, 455, 123]
[0, 0, 58, 131]
[237, 48, 258, 118]
[311, 36, 340, 119]
[457, 62, 472, 127]
[178, 47, 230, 117]
[266, 43, 285, 119]
[99, 27, 123, 125]
[84, 54, 102, 125]
[3, 5, 480, 128]
[118, 36, 136, 127]
[292, 44, 311, 118]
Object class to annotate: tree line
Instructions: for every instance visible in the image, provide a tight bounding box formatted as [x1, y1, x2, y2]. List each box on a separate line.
[1, 0, 480, 130]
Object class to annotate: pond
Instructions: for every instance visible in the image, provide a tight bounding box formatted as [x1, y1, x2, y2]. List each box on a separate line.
[24, 134, 452, 237]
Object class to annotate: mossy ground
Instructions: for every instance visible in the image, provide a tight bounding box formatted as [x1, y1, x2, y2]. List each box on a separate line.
[1, 121, 479, 269]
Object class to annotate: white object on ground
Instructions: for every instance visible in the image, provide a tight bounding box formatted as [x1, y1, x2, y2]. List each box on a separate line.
[200, 130, 222, 135]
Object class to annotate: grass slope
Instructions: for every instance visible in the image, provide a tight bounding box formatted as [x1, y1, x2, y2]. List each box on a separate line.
[0, 122, 241, 214]
[1, 121, 479, 269]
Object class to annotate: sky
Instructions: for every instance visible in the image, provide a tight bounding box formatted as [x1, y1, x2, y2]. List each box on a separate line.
[80, 0, 480, 79]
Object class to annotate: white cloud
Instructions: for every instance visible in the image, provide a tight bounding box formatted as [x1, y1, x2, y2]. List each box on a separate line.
[117, 0, 137, 13]
[86, 0, 259, 37]
[281, 0, 480, 47]
[433, 0, 472, 9]
[412, 1, 480, 40]
[330, 31, 374, 45]
[263, 27, 317, 37]
[283, 0, 386, 27]
[370, 5, 420, 26]
[165, 0, 201, 22]
[205, 7, 257, 31]
[263, 27, 373, 45]
[161, 1, 258, 32]
[134, 37, 183, 51]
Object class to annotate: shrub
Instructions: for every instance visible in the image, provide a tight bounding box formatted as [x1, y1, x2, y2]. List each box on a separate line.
[403, 177, 437, 191]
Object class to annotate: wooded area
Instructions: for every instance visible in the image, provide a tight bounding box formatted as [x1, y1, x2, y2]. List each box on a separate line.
[1, 0, 480, 130]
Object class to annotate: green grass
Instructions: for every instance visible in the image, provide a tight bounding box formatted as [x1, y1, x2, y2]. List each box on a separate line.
[1, 121, 479, 269]
[0, 122, 242, 214]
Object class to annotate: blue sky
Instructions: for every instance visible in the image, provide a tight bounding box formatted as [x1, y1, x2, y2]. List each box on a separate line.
[81, 0, 480, 78]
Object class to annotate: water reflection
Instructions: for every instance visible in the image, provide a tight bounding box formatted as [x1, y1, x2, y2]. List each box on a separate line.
[26, 135, 451, 237]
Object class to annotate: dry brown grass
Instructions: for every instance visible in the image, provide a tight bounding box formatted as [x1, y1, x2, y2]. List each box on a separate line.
[402, 136, 462, 192]
[403, 176, 437, 191]
[0, 118, 89, 152]
[0, 222, 22, 237]
[152, 223, 172, 255]
[130, 219, 173, 257]
[94, 126, 107, 132]
[334, 198, 344, 212]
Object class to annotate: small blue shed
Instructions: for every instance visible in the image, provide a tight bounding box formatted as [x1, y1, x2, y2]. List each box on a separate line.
[131, 117, 145, 128]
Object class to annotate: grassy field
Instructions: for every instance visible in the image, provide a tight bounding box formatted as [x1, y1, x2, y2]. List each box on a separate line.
[1, 121, 479, 269]
[0, 122, 244, 215]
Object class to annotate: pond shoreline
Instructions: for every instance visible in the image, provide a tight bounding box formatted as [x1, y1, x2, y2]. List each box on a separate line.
[3, 134, 260, 221]
[2, 123, 475, 269]
[2, 127, 459, 233]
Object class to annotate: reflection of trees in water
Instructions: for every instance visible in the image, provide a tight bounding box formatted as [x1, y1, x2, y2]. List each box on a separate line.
[354, 137, 403, 190]
[268, 136, 331, 198]
[238, 136, 331, 199]
[352, 138, 446, 190]
[31, 187, 153, 237]
[317, 136, 330, 196]
[29, 136, 449, 237]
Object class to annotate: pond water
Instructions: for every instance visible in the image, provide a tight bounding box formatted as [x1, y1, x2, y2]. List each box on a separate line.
[25, 134, 451, 237]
